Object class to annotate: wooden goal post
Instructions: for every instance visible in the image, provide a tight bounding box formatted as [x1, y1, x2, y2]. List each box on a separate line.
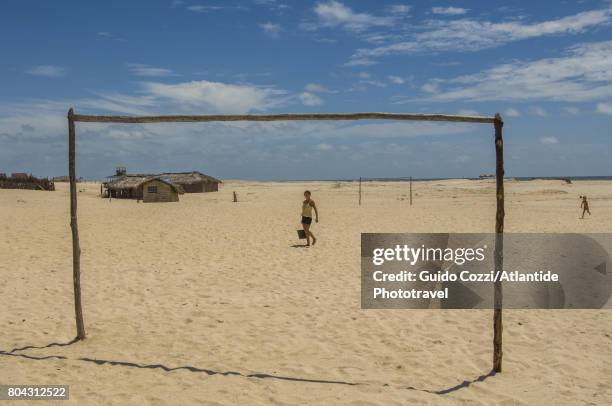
[67, 109, 505, 372]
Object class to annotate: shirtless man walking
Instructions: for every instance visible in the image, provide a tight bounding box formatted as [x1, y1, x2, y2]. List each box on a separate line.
[580, 195, 591, 219]
[301, 190, 319, 246]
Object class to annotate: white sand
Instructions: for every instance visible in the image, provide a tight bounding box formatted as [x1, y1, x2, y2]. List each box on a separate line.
[1, 179, 611, 405]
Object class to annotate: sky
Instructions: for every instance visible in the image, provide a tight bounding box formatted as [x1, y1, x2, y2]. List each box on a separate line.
[0, 0, 611, 180]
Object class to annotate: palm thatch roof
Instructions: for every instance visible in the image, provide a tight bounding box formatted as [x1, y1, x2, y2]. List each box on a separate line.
[105, 175, 149, 190]
[143, 177, 184, 193]
[105, 175, 185, 193]
[159, 171, 221, 185]
[104, 170, 219, 191]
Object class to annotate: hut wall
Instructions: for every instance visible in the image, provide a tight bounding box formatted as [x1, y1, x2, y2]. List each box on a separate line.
[204, 182, 219, 192]
[134, 186, 144, 200]
[142, 180, 179, 203]
[181, 181, 204, 193]
[108, 187, 142, 199]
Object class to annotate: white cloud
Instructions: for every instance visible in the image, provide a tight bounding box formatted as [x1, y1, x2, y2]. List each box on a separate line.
[299, 92, 324, 106]
[0, 96, 488, 181]
[505, 108, 521, 117]
[320, 121, 471, 138]
[349, 76, 387, 91]
[305, 83, 336, 93]
[402, 41, 612, 103]
[344, 57, 378, 67]
[562, 106, 580, 115]
[349, 7, 612, 64]
[260, 22, 283, 37]
[362, 33, 395, 44]
[2, 79, 288, 121]
[255, 0, 290, 13]
[97, 31, 126, 42]
[0, 101, 67, 138]
[456, 109, 479, 116]
[362, 80, 386, 87]
[421, 82, 439, 94]
[141, 80, 288, 113]
[186, 5, 224, 12]
[79, 93, 157, 116]
[540, 136, 559, 144]
[313, 1, 394, 32]
[432, 7, 468, 16]
[127, 63, 177, 77]
[388, 75, 405, 84]
[26, 65, 65, 77]
[596, 102, 612, 114]
[388, 4, 411, 14]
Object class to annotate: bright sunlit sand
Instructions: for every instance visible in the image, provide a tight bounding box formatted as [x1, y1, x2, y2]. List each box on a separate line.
[1, 179, 611, 405]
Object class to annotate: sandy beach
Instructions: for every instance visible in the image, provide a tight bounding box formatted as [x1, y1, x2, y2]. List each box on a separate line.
[1, 179, 611, 405]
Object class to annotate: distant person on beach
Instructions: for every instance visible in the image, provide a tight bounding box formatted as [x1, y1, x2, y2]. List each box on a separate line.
[301, 190, 319, 246]
[580, 195, 591, 219]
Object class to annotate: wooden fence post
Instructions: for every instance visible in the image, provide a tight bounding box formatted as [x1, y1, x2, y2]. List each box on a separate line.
[410, 176, 413, 206]
[359, 177, 362, 206]
[68, 108, 86, 340]
[493, 113, 504, 372]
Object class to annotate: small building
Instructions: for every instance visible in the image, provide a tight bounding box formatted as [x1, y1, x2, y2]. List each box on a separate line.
[103, 167, 220, 198]
[0, 173, 55, 191]
[159, 172, 221, 193]
[105, 175, 149, 199]
[11, 172, 29, 179]
[141, 178, 180, 203]
[104, 174, 184, 201]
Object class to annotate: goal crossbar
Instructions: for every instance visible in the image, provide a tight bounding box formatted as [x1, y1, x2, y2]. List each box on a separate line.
[72, 112, 496, 124]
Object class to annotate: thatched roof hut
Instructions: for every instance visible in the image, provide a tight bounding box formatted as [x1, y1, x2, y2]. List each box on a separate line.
[103, 169, 220, 197]
[158, 171, 221, 193]
[104, 175, 184, 199]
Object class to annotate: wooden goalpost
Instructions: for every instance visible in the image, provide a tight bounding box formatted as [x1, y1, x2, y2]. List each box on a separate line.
[67, 109, 505, 373]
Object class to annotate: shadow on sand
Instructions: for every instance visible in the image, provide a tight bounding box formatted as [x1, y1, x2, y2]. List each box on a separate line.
[0, 339, 496, 394]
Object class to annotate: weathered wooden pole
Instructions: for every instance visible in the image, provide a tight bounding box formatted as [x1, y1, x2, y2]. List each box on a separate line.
[410, 176, 413, 206]
[68, 108, 86, 340]
[493, 113, 504, 372]
[233, 191, 237, 203]
[359, 177, 362, 205]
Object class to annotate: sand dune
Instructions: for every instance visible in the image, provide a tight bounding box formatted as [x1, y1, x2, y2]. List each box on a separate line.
[1, 179, 611, 405]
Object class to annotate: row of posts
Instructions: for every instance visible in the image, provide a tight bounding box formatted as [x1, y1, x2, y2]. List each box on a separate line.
[359, 176, 413, 206]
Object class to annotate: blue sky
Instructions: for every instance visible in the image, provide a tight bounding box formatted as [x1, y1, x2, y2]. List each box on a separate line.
[1, 0, 611, 179]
